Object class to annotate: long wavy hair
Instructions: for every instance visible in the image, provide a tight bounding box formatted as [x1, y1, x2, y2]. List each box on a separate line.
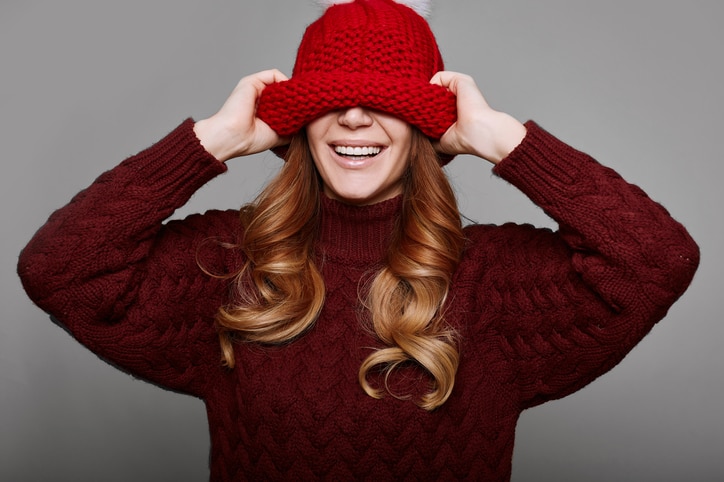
[214, 128, 465, 410]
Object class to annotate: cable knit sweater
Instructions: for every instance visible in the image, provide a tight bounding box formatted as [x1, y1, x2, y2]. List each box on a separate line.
[18, 119, 699, 481]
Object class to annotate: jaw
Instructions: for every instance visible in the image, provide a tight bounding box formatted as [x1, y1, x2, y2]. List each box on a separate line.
[320, 164, 404, 205]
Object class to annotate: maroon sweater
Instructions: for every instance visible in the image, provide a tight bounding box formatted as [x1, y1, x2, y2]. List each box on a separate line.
[18, 119, 699, 480]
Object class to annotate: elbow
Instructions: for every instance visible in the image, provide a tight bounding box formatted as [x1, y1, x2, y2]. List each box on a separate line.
[620, 228, 700, 321]
[650, 228, 700, 309]
[17, 237, 63, 311]
[669, 234, 700, 295]
[17, 244, 48, 306]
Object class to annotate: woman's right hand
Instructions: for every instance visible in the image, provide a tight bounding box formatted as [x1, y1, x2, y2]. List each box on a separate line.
[193, 69, 290, 163]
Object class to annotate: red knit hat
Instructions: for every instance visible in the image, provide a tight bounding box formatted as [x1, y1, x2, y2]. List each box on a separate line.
[256, 0, 457, 140]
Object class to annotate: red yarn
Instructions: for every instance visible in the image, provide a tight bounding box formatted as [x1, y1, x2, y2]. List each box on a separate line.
[256, 0, 457, 139]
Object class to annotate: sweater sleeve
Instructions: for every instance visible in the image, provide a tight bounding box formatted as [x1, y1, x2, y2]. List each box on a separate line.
[17, 119, 235, 397]
[483, 121, 699, 409]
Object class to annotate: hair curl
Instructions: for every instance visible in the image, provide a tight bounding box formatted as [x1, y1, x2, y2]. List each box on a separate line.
[213, 129, 465, 410]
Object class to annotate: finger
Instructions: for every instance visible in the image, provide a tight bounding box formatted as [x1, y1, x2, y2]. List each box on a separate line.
[241, 70, 289, 104]
[270, 69, 289, 83]
[430, 70, 454, 89]
[253, 69, 289, 87]
[430, 71, 468, 92]
[429, 71, 444, 86]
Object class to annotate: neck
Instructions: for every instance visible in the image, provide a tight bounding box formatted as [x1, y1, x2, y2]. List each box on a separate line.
[316, 194, 402, 265]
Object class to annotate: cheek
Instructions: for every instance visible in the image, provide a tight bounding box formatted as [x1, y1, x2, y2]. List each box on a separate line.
[305, 115, 334, 144]
[392, 139, 413, 175]
[389, 159, 410, 188]
[308, 145, 330, 179]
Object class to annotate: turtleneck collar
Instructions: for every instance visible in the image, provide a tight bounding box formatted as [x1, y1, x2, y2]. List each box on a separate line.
[316, 194, 402, 266]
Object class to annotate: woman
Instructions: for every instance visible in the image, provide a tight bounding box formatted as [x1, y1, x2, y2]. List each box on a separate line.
[18, 0, 699, 480]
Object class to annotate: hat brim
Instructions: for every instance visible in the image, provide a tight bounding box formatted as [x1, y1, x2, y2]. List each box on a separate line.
[256, 72, 457, 140]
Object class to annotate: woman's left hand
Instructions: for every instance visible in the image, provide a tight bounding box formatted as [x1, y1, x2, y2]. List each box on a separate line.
[430, 71, 527, 165]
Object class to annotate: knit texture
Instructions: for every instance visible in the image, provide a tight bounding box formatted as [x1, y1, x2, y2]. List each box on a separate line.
[18, 119, 699, 480]
[256, 0, 457, 139]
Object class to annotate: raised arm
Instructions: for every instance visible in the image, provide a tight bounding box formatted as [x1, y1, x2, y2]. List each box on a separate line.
[433, 71, 700, 407]
[17, 70, 289, 396]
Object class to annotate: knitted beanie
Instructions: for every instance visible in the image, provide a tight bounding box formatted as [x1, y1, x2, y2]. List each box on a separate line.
[256, 0, 457, 140]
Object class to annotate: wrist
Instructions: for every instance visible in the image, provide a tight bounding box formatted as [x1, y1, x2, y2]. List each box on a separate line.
[193, 118, 241, 163]
[485, 114, 527, 165]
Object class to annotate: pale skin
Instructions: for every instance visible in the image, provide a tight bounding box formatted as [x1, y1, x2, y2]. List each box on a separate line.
[306, 107, 414, 205]
[193, 69, 527, 203]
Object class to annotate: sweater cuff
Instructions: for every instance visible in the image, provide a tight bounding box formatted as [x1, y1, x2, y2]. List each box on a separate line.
[492, 121, 593, 204]
[122, 118, 228, 208]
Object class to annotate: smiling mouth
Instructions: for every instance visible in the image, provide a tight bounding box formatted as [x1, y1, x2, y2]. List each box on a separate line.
[333, 145, 383, 160]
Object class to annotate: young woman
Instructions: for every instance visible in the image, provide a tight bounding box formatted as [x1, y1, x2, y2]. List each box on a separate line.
[18, 0, 699, 480]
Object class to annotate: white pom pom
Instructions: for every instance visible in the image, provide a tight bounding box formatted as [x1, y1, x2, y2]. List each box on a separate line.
[314, 0, 433, 18]
[314, 0, 355, 7]
[395, 0, 432, 18]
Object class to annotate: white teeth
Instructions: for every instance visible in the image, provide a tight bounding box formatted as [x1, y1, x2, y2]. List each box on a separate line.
[334, 145, 382, 156]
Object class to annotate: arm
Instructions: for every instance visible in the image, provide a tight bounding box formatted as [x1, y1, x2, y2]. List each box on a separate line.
[18, 120, 230, 395]
[17, 70, 289, 396]
[433, 72, 699, 407]
[495, 123, 698, 407]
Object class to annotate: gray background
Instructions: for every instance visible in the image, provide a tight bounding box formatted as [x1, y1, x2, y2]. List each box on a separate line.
[1, 1, 721, 480]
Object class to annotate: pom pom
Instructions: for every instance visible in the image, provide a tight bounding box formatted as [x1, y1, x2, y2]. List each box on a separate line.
[314, 0, 355, 6]
[314, 0, 433, 18]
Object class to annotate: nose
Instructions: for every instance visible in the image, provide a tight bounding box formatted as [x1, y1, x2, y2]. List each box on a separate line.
[337, 106, 373, 129]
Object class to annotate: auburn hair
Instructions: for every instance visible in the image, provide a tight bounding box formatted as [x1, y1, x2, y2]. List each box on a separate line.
[214, 129, 465, 410]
